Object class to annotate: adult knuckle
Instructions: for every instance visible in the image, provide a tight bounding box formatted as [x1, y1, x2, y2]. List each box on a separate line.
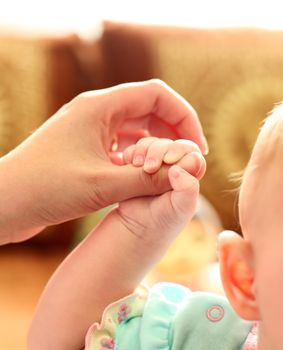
[147, 78, 168, 91]
[87, 172, 108, 211]
[175, 139, 201, 152]
[140, 167, 170, 194]
[148, 78, 163, 86]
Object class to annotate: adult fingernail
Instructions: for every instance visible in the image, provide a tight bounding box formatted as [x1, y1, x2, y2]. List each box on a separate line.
[202, 136, 209, 155]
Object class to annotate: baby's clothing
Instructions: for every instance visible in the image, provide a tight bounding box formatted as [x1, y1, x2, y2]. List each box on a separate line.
[85, 283, 257, 350]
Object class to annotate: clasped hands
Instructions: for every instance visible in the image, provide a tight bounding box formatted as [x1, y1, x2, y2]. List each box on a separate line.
[0, 79, 208, 244]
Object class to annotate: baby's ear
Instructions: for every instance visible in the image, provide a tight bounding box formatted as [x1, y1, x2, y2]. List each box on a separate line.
[218, 231, 260, 320]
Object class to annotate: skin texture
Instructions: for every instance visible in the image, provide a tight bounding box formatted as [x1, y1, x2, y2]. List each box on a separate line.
[0, 79, 208, 245]
[28, 139, 206, 350]
[28, 103, 283, 349]
[219, 105, 283, 350]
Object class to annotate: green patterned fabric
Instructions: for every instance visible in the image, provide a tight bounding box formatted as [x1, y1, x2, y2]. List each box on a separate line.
[85, 283, 255, 349]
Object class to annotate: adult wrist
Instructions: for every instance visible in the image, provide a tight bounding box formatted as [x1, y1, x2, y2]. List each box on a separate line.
[0, 155, 44, 244]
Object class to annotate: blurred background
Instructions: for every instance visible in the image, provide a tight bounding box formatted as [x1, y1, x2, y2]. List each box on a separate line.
[2, 0, 283, 32]
[1, 0, 283, 348]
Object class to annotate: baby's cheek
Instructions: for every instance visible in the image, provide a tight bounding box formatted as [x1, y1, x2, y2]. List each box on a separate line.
[256, 255, 283, 348]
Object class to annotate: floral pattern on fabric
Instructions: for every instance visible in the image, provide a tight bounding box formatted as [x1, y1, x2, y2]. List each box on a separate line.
[100, 337, 115, 349]
[85, 285, 148, 350]
[118, 303, 132, 324]
[85, 283, 256, 349]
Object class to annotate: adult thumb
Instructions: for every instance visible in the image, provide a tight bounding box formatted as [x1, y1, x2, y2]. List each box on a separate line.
[97, 162, 172, 207]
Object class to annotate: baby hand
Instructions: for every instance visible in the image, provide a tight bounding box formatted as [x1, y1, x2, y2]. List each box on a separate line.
[123, 137, 206, 179]
[117, 138, 206, 246]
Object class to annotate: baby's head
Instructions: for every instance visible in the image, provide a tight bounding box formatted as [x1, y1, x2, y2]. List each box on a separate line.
[219, 103, 283, 350]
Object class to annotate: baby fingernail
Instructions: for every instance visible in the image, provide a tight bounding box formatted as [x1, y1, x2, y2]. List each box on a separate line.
[133, 155, 144, 166]
[144, 158, 157, 171]
[163, 151, 177, 164]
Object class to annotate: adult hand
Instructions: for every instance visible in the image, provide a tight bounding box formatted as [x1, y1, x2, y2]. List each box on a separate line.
[0, 79, 208, 244]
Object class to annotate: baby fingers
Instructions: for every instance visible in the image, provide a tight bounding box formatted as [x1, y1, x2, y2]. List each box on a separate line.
[163, 140, 201, 164]
[168, 165, 199, 219]
[122, 137, 206, 179]
[176, 151, 206, 180]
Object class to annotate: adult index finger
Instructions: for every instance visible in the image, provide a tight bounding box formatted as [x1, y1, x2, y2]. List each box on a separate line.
[87, 80, 209, 155]
[107, 79, 208, 154]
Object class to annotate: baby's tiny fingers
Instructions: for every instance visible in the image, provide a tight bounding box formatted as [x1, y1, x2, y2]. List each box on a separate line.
[163, 140, 201, 164]
[123, 144, 136, 164]
[177, 152, 206, 180]
[132, 137, 158, 166]
[144, 138, 173, 174]
[168, 165, 199, 217]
